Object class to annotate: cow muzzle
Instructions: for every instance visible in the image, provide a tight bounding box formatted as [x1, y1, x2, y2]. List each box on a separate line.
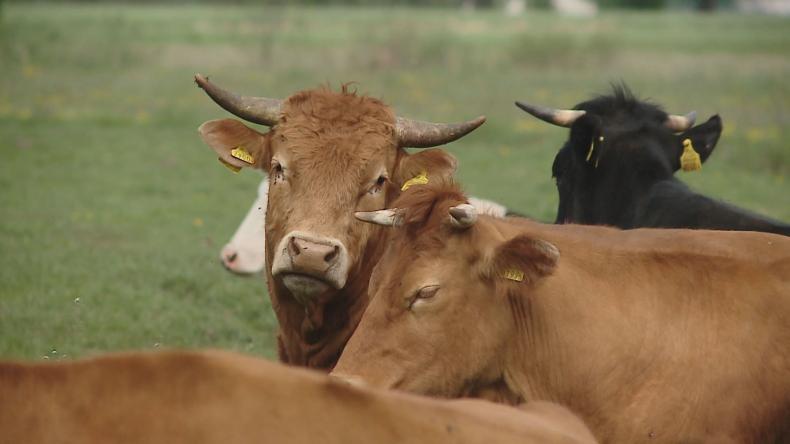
[271, 231, 350, 304]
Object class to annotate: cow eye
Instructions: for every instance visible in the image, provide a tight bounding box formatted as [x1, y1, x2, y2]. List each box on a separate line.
[409, 285, 440, 310]
[417, 285, 439, 299]
[271, 160, 285, 184]
[368, 175, 388, 195]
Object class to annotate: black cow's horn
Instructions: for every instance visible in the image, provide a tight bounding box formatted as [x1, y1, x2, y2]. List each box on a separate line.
[515, 101, 587, 128]
[395, 116, 486, 148]
[195, 74, 282, 127]
[664, 111, 697, 132]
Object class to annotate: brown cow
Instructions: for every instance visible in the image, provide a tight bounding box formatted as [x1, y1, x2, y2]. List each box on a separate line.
[0, 349, 598, 444]
[332, 181, 790, 443]
[196, 75, 484, 369]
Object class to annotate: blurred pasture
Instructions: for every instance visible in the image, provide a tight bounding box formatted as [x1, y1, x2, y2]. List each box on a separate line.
[0, 3, 788, 359]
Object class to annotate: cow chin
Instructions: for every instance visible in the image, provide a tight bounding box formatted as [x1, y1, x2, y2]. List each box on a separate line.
[280, 274, 332, 305]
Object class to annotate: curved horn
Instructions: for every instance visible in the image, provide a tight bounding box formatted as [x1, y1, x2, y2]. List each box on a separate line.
[664, 111, 697, 132]
[448, 204, 478, 229]
[355, 209, 402, 227]
[195, 74, 282, 127]
[515, 101, 586, 128]
[396, 116, 486, 148]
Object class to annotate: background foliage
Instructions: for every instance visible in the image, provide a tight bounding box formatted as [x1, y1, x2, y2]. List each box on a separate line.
[0, 3, 788, 360]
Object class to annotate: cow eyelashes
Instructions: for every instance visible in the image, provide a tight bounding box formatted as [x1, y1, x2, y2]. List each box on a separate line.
[271, 160, 285, 184]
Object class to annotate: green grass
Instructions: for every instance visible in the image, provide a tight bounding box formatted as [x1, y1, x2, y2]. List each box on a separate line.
[1, 3, 788, 360]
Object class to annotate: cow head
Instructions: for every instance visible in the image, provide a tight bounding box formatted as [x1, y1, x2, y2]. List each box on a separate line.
[516, 85, 723, 225]
[196, 75, 484, 309]
[332, 182, 558, 397]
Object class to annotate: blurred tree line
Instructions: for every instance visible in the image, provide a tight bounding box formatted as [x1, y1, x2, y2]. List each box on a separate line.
[3, 0, 732, 9]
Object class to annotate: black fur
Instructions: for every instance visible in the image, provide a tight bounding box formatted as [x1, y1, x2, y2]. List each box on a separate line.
[546, 85, 789, 236]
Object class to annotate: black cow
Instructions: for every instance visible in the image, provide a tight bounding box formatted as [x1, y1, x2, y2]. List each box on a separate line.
[516, 85, 789, 236]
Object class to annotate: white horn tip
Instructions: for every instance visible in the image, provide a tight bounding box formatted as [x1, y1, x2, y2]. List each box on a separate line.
[355, 210, 400, 227]
[449, 204, 478, 229]
[686, 111, 698, 125]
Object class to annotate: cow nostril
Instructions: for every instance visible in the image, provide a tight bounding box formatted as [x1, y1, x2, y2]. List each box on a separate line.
[324, 245, 340, 263]
[288, 237, 301, 257]
[226, 252, 238, 263]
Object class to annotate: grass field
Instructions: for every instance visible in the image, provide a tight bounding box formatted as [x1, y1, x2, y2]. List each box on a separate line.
[1, 3, 788, 360]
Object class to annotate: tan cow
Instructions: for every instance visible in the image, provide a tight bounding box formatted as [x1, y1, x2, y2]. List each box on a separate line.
[0, 349, 598, 444]
[332, 181, 790, 443]
[196, 75, 484, 369]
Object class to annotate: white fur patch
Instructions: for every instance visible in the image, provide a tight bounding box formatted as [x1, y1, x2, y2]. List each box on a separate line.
[468, 197, 508, 218]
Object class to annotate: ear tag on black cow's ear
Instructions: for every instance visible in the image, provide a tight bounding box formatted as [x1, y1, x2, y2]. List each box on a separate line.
[230, 146, 255, 165]
[218, 157, 241, 173]
[501, 268, 525, 282]
[586, 136, 603, 163]
[401, 171, 429, 191]
[586, 141, 595, 162]
[680, 138, 702, 172]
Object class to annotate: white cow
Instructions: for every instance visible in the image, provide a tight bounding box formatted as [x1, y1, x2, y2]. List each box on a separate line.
[220, 177, 269, 274]
[219, 177, 510, 275]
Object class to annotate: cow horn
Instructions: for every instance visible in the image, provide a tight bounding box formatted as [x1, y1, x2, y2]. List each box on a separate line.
[355, 209, 402, 227]
[395, 116, 486, 148]
[664, 111, 697, 132]
[195, 74, 282, 127]
[448, 204, 477, 229]
[515, 101, 586, 128]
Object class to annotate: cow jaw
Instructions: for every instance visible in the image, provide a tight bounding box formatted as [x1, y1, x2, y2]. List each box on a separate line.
[271, 230, 351, 304]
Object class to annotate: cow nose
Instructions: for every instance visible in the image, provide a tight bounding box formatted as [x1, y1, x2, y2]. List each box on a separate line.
[287, 236, 342, 271]
[220, 245, 239, 270]
[219, 244, 266, 276]
[271, 231, 351, 303]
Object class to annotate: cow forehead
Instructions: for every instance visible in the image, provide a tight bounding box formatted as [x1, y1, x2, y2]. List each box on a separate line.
[283, 87, 396, 126]
[275, 107, 397, 177]
[380, 229, 484, 287]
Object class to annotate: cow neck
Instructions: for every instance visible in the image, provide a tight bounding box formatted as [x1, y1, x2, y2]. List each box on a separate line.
[267, 224, 390, 371]
[485, 218, 590, 409]
[589, 171, 649, 229]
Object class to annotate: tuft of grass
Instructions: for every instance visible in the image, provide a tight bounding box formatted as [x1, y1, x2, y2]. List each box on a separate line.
[0, 4, 788, 360]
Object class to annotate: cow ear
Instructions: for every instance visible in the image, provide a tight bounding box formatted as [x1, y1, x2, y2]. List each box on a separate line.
[198, 119, 270, 172]
[395, 149, 457, 188]
[487, 235, 559, 287]
[674, 115, 722, 168]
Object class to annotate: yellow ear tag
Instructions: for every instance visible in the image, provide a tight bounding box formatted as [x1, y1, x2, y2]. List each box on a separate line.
[218, 157, 241, 173]
[401, 171, 429, 191]
[586, 136, 602, 163]
[230, 146, 255, 165]
[501, 268, 525, 282]
[680, 138, 702, 172]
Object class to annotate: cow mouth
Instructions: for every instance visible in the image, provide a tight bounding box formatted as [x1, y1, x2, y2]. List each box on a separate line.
[280, 273, 332, 304]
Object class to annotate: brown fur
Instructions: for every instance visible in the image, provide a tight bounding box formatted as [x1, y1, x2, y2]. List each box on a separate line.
[199, 87, 458, 369]
[0, 350, 598, 444]
[333, 183, 790, 443]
